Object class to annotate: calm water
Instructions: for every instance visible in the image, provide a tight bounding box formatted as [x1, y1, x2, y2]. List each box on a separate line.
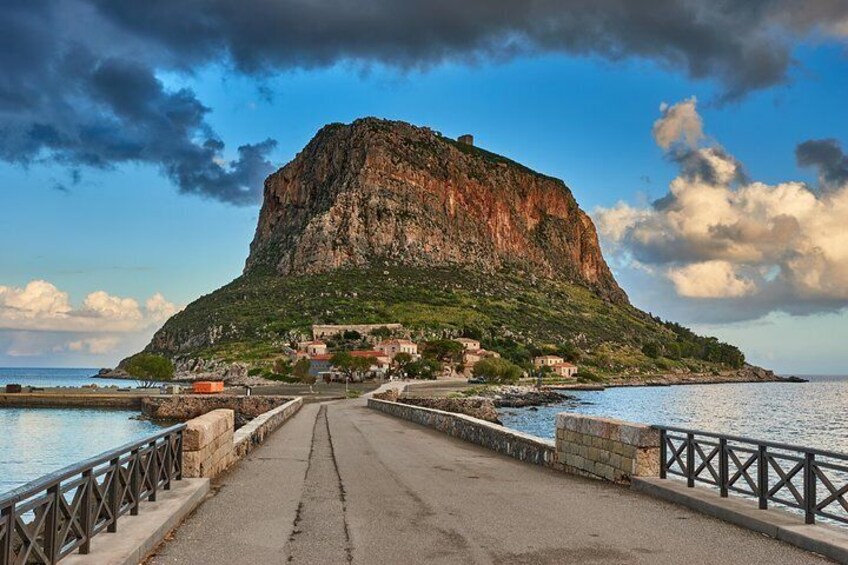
[0, 368, 163, 495]
[500, 376, 848, 454]
[0, 367, 133, 388]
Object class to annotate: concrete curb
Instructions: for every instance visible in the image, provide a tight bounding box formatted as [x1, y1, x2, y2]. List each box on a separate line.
[62, 478, 210, 565]
[633, 477, 848, 563]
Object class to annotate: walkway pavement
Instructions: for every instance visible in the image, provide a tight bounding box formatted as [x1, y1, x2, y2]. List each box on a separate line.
[150, 398, 829, 564]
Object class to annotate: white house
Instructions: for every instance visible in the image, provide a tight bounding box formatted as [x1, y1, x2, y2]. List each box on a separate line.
[533, 355, 565, 367]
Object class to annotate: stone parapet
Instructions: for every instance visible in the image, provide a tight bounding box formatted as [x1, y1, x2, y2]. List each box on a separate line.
[233, 397, 303, 459]
[368, 398, 556, 467]
[182, 409, 235, 478]
[555, 412, 660, 483]
[142, 395, 291, 422]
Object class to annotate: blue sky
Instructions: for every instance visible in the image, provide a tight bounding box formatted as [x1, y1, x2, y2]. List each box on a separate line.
[2, 4, 847, 372]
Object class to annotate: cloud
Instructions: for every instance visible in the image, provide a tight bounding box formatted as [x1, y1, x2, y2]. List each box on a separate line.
[595, 97, 848, 321]
[67, 336, 120, 355]
[667, 261, 756, 298]
[0, 280, 180, 333]
[1, 2, 847, 203]
[796, 139, 848, 192]
[653, 98, 704, 149]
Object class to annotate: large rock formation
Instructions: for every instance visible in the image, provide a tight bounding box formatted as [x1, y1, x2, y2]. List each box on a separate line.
[246, 118, 627, 304]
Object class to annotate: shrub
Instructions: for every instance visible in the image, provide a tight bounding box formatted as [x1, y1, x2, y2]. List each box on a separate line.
[472, 358, 522, 384]
[575, 369, 603, 383]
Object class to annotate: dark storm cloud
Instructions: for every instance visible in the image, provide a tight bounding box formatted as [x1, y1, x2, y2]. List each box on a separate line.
[1, 0, 847, 203]
[91, 0, 848, 97]
[0, 0, 277, 205]
[796, 139, 848, 191]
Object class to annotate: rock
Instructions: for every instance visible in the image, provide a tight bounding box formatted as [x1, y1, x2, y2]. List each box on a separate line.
[243, 118, 626, 305]
[397, 397, 502, 424]
[469, 385, 570, 408]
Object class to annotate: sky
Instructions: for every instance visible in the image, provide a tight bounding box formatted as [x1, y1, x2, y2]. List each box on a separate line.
[1, 1, 848, 373]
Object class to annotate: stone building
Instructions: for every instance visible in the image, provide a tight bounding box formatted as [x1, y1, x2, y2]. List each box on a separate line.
[376, 339, 418, 359]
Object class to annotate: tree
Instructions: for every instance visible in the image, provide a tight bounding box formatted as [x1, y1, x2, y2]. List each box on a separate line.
[641, 342, 662, 359]
[422, 339, 464, 364]
[472, 358, 522, 384]
[124, 353, 174, 388]
[351, 355, 377, 381]
[370, 326, 393, 339]
[387, 352, 413, 380]
[406, 358, 441, 380]
[292, 357, 315, 393]
[532, 364, 552, 389]
[273, 357, 292, 376]
[330, 351, 355, 383]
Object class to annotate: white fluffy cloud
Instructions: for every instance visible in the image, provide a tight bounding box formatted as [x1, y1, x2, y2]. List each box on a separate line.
[652, 97, 703, 149]
[596, 97, 848, 319]
[0, 281, 181, 361]
[0, 280, 179, 333]
[667, 261, 756, 298]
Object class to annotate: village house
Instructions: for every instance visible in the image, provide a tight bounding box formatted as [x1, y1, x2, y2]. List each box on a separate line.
[462, 348, 500, 367]
[533, 355, 565, 367]
[454, 337, 481, 351]
[307, 354, 333, 377]
[551, 362, 578, 378]
[376, 339, 418, 360]
[301, 341, 328, 356]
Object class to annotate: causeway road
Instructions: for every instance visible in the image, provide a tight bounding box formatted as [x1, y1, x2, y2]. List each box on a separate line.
[150, 398, 828, 564]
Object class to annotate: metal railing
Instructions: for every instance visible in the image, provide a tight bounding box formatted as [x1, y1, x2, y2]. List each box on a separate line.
[0, 424, 184, 564]
[656, 425, 848, 526]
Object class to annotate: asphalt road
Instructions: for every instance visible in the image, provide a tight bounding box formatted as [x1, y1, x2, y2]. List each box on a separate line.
[150, 398, 828, 564]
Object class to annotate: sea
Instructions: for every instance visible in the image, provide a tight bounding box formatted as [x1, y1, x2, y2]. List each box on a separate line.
[500, 375, 848, 455]
[0, 368, 164, 495]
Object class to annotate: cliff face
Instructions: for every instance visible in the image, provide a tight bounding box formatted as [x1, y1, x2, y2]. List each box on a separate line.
[245, 118, 627, 304]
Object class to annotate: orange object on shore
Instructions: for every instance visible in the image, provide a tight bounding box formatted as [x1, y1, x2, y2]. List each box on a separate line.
[193, 381, 224, 394]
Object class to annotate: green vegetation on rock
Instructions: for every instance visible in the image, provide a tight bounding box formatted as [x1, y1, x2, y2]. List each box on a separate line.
[144, 266, 744, 377]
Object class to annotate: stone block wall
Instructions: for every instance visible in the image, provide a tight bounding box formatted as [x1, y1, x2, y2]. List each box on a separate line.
[555, 413, 660, 484]
[142, 395, 291, 423]
[368, 398, 556, 467]
[182, 409, 235, 478]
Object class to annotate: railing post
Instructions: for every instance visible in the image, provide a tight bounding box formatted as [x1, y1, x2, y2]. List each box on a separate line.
[107, 457, 120, 533]
[130, 448, 141, 516]
[79, 470, 93, 554]
[164, 437, 172, 491]
[719, 438, 729, 498]
[44, 485, 60, 563]
[176, 430, 184, 480]
[149, 441, 158, 502]
[659, 429, 667, 479]
[758, 445, 768, 510]
[1, 503, 14, 565]
[804, 452, 816, 524]
[686, 433, 695, 487]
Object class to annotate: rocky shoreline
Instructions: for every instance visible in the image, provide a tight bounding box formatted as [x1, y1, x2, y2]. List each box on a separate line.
[374, 385, 572, 425]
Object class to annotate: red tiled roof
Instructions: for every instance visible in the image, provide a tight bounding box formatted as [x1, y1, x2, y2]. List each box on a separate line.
[309, 354, 332, 361]
[553, 362, 576, 368]
[350, 350, 383, 357]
